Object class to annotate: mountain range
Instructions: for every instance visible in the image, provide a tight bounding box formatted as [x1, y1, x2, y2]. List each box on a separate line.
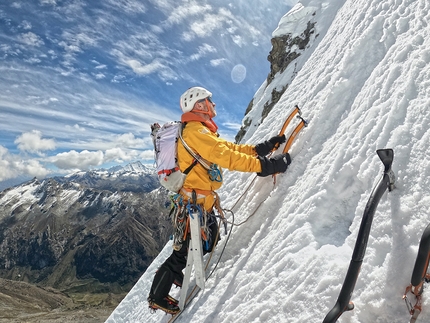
[0, 161, 171, 320]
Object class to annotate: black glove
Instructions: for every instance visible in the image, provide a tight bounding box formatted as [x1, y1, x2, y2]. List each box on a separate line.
[257, 153, 291, 177]
[255, 134, 286, 156]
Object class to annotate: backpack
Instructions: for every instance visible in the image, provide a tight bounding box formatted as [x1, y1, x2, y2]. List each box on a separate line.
[151, 121, 209, 192]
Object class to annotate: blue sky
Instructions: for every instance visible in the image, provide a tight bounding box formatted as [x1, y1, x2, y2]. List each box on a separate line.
[0, 0, 294, 182]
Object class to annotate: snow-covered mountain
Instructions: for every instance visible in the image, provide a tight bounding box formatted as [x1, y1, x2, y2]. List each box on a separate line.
[56, 161, 158, 193]
[107, 0, 430, 323]
[0, 161, 170, 297]
[0, 174, 31, 192]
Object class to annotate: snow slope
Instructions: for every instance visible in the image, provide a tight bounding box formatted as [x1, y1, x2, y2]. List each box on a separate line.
[107, 0, 430, 322]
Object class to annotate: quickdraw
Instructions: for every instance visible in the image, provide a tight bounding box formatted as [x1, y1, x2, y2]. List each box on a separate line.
[208, 164, 222, 182]
[403, 283, 425, 323]
[403, 222, 430, 323]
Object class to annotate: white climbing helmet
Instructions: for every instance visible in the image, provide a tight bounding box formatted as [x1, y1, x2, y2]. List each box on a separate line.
[180, 87, 212, 113]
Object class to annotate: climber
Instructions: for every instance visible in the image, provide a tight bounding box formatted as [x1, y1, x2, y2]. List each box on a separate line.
[147, 86, 291, 314]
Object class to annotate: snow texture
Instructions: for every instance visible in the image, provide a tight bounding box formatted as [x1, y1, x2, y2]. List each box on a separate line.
[106, 0, 430, 322]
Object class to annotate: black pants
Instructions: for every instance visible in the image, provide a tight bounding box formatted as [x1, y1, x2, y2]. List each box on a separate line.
[149, 215, 219, 300]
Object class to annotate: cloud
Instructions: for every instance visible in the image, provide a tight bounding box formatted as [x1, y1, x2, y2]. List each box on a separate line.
[20, 159, 50, 179]
[190, 43, 217, 61]
[65, 124, 86, 132]
[164, 3, 211, 26]
[50, 145, 152, 170]
[105, 0, 147, 14]
[51, 150, 104, 169]
[113, 133, 146, 148]
[94, 73, 106, 79]
[109, 30, 180, 79]
[15, 130, 56, 154]
[126, 59, 166, 75]
[46, 132, 150, 170]
[19, 20, 32, 30]
[104, 147, 138, 163]
[181, 6, 254, 43]
[139, 149, 155, 160]
[231, 34, 245, 47]
[18, 32, 44, 47]
[184, 13, 226, 40]
[40, 0, 58, 5]
[222, 122, 242, 131]
[0, 145, 49, 181]
[210, 58, 228, 66]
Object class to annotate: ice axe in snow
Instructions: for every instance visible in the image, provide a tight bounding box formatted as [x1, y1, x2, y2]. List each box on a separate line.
[322, 149, 395, 323]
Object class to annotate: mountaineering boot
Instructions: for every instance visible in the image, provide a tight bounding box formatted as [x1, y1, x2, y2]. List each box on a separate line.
[148, 294, 180, 314]
[166, 294, 179, 305]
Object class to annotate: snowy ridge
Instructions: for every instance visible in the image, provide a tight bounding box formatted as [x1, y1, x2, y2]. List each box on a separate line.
[272, 3, 318, 38]
[241, 0, 343, 144]
[107, 0, 430, 322]
[64, 161, 155, 180]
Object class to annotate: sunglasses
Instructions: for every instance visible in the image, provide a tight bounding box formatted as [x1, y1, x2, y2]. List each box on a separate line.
[197, 97, 214, 104]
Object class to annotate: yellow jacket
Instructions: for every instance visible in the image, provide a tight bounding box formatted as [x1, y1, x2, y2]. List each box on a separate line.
[178, 113, 262, 209]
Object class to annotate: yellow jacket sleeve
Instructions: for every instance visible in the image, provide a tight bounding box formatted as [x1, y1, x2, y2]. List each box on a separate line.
[178, 121, 262, 192]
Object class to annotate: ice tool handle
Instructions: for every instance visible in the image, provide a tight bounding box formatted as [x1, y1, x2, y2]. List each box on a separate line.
[322, 148, 395, 323]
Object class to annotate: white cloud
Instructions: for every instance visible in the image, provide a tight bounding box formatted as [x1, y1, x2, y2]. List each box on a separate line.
[126, 59, 166, 76]
[181, 6, 263, 46]
[51, 150, 104, 169]
[58, 40, 82, 53]
[149, 24, 163, 34]
[113, 133, 146, 148]
[50, 144, 150, 170]
[210, 58, 228, 66]
[139, 149, 155, 160]
[94, 73, 106, 79]
[111, 75, 126, 83]
[104, 147, 137, 163]
[19, 20, 32, 30]
[14, 130, 56, 154]
[47, 133, 149, 170]
[18, 32, 44, 47]
[164, 3, 211, 26]
[24, 57, 42, 64]
[190, 43, 217, 61]
[20, 159, 50, 178]
[105, 0, 147, 14]
[40, 0, 58, 6]
[231, 34, 245, 47]
[186, 14, 225, 40]
[65, 124, 86, 132]
[73, 32, 98, 47]
[222, 122, 242, 131]
[0, 145, 49, 181]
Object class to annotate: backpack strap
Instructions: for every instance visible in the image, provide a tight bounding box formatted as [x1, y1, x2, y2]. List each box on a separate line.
[178, 123, 211, 171]
[183, 159, 198, 175]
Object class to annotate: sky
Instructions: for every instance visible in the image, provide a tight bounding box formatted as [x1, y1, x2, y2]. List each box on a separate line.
[106, 0, 430, 322]
[0, 0, 295, 185]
